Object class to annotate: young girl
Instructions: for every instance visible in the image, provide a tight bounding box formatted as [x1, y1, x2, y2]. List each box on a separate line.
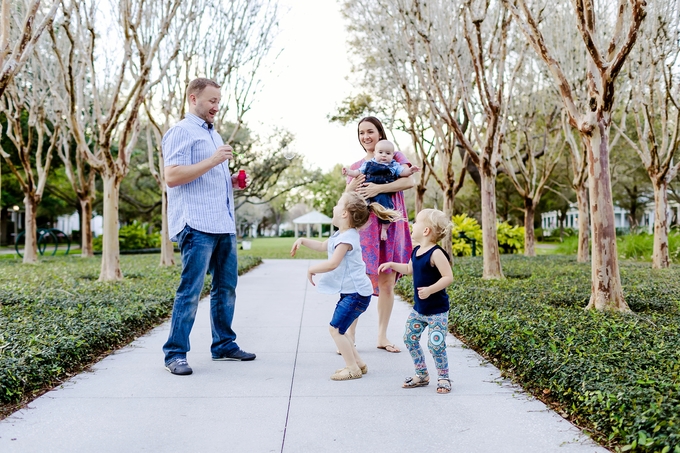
[378, 208, 454, 394]
[290, 192, 402, 381]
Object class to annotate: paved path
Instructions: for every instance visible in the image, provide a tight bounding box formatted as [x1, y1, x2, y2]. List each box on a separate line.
[0, 259, 607, 453]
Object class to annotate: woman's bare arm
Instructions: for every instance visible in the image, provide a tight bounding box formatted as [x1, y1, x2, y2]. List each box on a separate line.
[358, 176, 415, 199]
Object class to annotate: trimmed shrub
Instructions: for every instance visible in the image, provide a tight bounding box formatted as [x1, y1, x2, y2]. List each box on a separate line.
[0, 254, 261, 409]
[451, 214, 483, 257]
[496, 222, 525, 254]
[451, 214, 524, 256]
[92, 222, 161, 251]
[395, 255, 680, 452]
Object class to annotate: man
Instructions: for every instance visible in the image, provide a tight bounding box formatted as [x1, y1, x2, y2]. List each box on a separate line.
[162, 78, 255, 376]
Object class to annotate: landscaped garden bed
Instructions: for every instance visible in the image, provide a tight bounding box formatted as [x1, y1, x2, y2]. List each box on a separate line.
[0, 254, 261, 418]
[395, 255, 680, 452]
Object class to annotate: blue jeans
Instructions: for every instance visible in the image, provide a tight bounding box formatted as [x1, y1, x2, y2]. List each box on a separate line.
[163, 225, 240, 364]
[330, 293, 371, 335]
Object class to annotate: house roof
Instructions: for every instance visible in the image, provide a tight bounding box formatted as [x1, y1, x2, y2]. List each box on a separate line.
[292, 211, 333, 224]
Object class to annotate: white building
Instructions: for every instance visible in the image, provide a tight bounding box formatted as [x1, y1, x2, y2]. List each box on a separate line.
[55, 213, 104, 237]
[541, 201, 680, 235]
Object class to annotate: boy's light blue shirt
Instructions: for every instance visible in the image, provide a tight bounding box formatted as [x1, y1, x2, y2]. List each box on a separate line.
[317, 229, 374, 297]
[163, 113, 236, 239]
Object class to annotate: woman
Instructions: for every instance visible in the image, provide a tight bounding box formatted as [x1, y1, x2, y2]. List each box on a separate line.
[345, 116, 415, 353]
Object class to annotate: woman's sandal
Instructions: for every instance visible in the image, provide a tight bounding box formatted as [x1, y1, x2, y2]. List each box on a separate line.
[330, 368, 362, 381]
[377, 344, 401, 353]
[403, 375, 430, 388]
[437, 379, 452, 394]
[335, 364, 368, 375]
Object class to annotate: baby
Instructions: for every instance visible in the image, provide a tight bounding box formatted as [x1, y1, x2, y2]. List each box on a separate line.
[342, 140, 420, 240]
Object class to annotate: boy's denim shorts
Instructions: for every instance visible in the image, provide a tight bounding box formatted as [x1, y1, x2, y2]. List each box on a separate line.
[330, 293, 371, 335]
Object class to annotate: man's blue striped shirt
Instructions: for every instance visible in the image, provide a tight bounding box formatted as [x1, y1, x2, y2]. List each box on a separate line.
[163, 113, 236, 239]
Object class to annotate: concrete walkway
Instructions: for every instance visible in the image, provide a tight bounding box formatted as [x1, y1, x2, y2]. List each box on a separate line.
[0, 259, 607, 452]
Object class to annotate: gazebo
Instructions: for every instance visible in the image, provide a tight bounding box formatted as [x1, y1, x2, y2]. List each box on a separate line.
[292, 211, 333, 238]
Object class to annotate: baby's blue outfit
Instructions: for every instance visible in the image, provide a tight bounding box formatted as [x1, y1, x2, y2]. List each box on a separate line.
[359, 159, 404, 224]
[358, 158, 404, 178]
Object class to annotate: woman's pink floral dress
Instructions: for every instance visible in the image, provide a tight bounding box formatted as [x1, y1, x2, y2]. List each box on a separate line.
[348, 151, 413, 295]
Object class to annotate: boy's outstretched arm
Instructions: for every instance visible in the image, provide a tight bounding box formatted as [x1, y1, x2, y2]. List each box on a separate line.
[378, 260, 412, 275]
[416, 249, 453, 299]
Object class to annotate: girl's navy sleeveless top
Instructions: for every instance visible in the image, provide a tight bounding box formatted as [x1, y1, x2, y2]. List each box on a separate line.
[412, 245, 450, 315]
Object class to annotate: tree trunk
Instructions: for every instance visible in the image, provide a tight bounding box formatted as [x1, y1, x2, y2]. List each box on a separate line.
[442, 185, 454, 259]
[99, 173, 123, 281]
[584, 122, 628, 311]
[652, 179, 670, 269]
[22, 195, 38, 264]
[480, 169, 503, 278]
[415, 183, 426, 215]
[79, 196, 94, 258]
[159, 188, 175, 266]
[523, 198, 536, 257]
[576, 183, 590, 263]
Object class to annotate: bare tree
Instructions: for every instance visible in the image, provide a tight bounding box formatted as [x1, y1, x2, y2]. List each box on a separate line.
[402, 0, 519, 278]
[144, 0, 279, 266]
[49, 0, 188, 281]
[341, 1, 469, 259]
[0, 57, 59, 263]
[0, 0, 59, 98]
[529, 2, 592, 263]
[504, 0, 645, 311]
[46, 3, 98, 257]
[614, 0, 680, 269]
[562, 115, 590, 262]
[502, 98, 563, 256]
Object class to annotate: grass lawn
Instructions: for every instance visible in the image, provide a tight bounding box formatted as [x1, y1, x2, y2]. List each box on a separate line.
[535, 242, 560, 255]
[237, 236, 327, 259]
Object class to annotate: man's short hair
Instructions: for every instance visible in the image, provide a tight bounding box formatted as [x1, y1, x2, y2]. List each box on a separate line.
[187, 78, 221, 98]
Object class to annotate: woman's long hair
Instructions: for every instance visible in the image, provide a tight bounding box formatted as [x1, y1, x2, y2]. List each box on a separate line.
[357, 116, 387, 150]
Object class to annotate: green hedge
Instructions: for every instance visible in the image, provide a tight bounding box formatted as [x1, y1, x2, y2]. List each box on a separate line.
[395, 255, 680, 452]
[92, 222, 162, 251]
[0, 254, 261, 410]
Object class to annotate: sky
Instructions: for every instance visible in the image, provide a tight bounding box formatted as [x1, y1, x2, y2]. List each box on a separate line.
[246, 0, 366, 172]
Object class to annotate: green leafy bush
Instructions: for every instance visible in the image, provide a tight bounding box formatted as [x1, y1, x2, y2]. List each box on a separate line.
[92, 222, 161, 251]
[617, 233, 654, 261]
[496, 222, 525, 254]
[555, 231, 680, 263]
[0, 254, 262, 411]
[451, 214, 483, 257]
[395, 255, 680, 452]
[450, 214, 524, 256]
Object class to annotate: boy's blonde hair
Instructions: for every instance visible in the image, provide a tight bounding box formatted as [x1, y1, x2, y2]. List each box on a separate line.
[419, 208, 452, 242]
[344, 192, 403, 229]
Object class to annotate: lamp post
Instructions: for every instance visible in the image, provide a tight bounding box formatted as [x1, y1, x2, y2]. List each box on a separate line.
[12, 205, 20, 242]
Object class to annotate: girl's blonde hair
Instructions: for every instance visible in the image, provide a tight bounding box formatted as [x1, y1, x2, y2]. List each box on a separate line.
[343, 192, 403, 229]
[419, 208, 453, 242]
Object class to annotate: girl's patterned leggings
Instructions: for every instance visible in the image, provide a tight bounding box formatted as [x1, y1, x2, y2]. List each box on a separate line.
[403, 309, 449, 380]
